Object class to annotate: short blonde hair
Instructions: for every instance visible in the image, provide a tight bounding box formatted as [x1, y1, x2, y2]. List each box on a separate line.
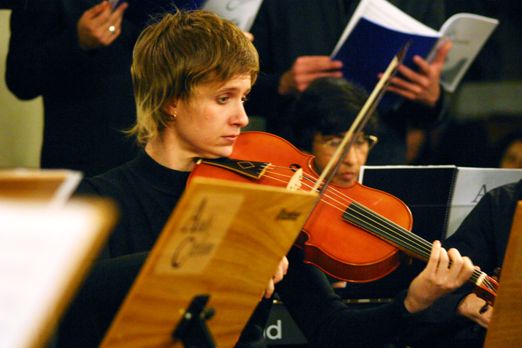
[129, 10, 259, 145]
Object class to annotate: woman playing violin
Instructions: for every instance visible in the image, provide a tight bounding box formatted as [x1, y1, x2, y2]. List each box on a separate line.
[58, 10, 476, 348]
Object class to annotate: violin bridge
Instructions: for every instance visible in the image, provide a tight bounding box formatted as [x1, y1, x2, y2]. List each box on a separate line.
[286, 168, 303, 191]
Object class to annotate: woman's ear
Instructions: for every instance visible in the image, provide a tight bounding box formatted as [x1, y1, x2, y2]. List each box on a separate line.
[163, 102, 177, 120]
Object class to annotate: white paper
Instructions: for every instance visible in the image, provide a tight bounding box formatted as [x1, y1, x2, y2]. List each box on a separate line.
[203, 0, 264, 31]
[0, 201, 106, 348]
[440, 13, 499, 92]
[446, 168, 522, 237]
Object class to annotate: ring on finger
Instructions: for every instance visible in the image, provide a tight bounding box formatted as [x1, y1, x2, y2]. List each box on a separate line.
[108, 25, 116, 33]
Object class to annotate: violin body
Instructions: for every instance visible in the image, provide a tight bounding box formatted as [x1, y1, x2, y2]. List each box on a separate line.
[190, 131, 413, 282]
[303, 182, 412, 282]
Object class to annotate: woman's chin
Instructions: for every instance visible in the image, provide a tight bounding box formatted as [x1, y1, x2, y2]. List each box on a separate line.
[200, 146, 234, 159]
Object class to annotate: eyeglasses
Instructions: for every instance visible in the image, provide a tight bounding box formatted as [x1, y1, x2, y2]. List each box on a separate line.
[320, 133, 378, 151]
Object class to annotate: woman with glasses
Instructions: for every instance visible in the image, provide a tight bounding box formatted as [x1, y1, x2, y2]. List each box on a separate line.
[292, 77, 379, 188]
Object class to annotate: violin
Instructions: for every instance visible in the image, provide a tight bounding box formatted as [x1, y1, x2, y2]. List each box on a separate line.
[189, 131, 498, 305]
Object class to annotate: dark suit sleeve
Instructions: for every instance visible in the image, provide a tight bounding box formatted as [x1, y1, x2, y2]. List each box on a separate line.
[247, 1, 282, 123]
[5, 1, 76, 100]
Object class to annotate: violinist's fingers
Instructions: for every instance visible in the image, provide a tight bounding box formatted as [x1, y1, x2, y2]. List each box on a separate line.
[446, 248, 464, 286]
[446, 248, 474, 289]
[425, 240, 442, 273]
[281, 256, 289, 275]
[264, 278, 275, 299]
[436, 242, 450, 275]
[272, 256, 289, 284]
[459, 256, 474, 284]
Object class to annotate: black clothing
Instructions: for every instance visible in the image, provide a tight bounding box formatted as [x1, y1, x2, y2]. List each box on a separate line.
[6, 0, 139, 177]
[60, 151, 419, 347]
[75, 150, 189, 258]
[402, 179, 522, 347]
[248, 0, 448, 165]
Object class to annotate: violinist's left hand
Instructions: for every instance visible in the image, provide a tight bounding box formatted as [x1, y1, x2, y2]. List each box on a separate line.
[404, 241, 474, 313]
[382, 40, 452, 107]
[264, 256, 289, 299]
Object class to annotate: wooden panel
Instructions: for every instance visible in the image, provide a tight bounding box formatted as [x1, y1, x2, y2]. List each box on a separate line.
[485, 201, 522, 347]
[0, 169, 81, 204]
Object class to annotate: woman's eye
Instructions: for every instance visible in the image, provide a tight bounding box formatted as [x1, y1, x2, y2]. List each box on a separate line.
[217, 95, 229, 104]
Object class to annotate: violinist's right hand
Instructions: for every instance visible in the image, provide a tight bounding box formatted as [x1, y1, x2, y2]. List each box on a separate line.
[404, 240, 474, 313]
[278, 56, 343, 95]
[264, 256, 289, 299]
[457, 292, 493, 328]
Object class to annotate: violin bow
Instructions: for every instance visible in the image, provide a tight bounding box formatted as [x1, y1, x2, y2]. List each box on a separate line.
[312, 42, 410, 194]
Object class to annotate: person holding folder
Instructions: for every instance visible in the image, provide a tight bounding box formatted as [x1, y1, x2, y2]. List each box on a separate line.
[248, 0, 450, 166]
[58, 10, 475, 347]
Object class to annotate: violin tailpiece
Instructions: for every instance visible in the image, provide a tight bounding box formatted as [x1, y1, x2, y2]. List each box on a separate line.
[197, 158, 270, 180]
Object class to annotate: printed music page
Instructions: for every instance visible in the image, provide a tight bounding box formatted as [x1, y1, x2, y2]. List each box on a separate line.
[0, 199, 115, 348]
[447, 167, 522, 237]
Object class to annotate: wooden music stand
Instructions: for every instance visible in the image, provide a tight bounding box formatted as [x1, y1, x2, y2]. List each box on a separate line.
[484, 201, 522, 347]
[0, 169, 82, 206]
[0, 198, 116, 348]
[102, 177, 318, 347]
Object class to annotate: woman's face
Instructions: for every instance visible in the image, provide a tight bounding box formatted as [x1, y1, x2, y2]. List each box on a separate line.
[312, 132, 372, 187]
[169, 75, 251, 160]
[500, 140, 522, 169]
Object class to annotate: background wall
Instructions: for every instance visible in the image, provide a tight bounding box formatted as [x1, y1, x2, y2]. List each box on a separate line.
[0, 9, 42, 169]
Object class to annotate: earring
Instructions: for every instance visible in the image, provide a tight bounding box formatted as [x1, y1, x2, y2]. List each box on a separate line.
[171, 113, 177, 120]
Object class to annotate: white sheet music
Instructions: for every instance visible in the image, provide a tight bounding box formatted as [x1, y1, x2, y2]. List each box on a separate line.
[0, 201, 107, 348]
[447, 167, 522, 237]
[203, 0, 263, 31]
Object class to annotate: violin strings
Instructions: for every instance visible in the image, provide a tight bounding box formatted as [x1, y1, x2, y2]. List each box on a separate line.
[264, 165, 438, 257]
[262, 165, 497, 293]
[265, 165, 433, 256]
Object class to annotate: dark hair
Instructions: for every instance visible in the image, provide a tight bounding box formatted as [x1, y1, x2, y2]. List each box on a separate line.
[291, 77, 378, 152]
[490, 130, 522, 167]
